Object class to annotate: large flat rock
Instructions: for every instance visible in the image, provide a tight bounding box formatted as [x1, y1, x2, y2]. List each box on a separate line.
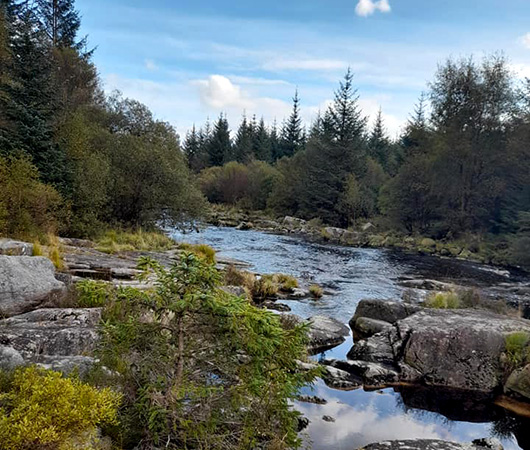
[0, 256, 66, 317]
[347, 300, 530, 393]
[0, 308, 101, 372]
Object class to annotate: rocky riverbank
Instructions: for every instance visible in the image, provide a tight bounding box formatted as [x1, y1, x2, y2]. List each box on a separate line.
[0, 237, 349, 371]
[208, 207, 526, 271]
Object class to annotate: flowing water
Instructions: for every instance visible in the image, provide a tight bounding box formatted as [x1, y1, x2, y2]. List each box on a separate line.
[170, 226, 530, 450]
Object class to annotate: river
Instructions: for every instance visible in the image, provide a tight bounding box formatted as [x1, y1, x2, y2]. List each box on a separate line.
[170, 226, 530, 450]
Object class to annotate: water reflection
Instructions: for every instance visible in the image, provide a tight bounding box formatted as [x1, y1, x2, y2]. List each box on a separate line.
[297, 380, 523, 450]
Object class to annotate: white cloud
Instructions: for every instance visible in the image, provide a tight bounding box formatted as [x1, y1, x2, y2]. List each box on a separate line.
[263, 58, 348, 71]
[194, 75, 253, 110]
[355, 0, 391, 17]
[520, 33, 530, 49]
[144, 59, 158, 71]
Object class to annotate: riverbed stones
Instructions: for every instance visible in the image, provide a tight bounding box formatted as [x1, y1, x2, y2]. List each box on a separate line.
[322, 365, 361, 390]
[0, 256, 67, 317]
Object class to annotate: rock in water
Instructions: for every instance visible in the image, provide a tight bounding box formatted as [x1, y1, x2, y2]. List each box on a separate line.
[306, 315, 350, 354]
[0, 256, 66, 317]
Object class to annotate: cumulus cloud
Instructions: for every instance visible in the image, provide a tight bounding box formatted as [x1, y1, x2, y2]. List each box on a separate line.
[520, 33, 530, 49]
[355, 0, 391, 17]
[194, 75, 253, 110]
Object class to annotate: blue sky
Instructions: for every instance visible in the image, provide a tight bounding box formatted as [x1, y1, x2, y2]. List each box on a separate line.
[76, 0, 530, 138]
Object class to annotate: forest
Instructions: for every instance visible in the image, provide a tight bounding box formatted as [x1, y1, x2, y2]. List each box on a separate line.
[1, 0, 529, 269]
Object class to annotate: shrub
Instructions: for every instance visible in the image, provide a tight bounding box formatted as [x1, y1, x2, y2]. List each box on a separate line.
[309, 284, 324, 299]
[505, 332, 530, 368]
[0, 366, 121, 450]
[96, 229, 176, 254]
[424, 291, 461, 309]
[0, 154, 63, 239]
[97, 253, 317, 449]
[76, 279, 112, 308]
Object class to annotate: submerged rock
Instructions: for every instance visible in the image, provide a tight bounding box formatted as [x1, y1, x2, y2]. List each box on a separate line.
[0, 256, 66, 317]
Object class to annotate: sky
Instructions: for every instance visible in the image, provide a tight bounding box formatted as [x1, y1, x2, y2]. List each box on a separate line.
[76, 0, 530, 139]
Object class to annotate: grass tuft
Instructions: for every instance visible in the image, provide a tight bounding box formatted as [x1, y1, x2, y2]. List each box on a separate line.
[424, 291, 461, 309]
[309, 284, 324, 299]
[96, 229, 176, 254]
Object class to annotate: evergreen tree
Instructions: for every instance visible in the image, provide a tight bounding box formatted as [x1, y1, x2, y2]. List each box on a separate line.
[279, 89, 304, 159]
[269, 119, 281, 161]
[184, 125, 208, 173]
[253, 117, 271, 162]
[401, 92, 430, 155]
[368, 108, 390, 167]
[208, 114, 231, 167]
[0, 0, 68, 188]
[233, 114, 253, 163]
[35, 0, 84, 49]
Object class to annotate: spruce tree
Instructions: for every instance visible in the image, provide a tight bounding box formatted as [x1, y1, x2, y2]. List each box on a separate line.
[184, 125, 208, 172]
[253, 117, 271, 162]
[233, 114, 253, 163]
[0, 1, 68, 188]
[368, 108, 390, 168]
[279, 89, 304, 158]
[208, 114, 231, 167]
[35, 0, 83, 49]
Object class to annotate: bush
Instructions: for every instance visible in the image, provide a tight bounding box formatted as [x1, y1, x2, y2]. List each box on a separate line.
[309, 284, 324, 299]
[0, 154, 63, 239]
[424, 291, 461, 309]
[96, 229, 176, 254]
[97, 253, 317, 449]
[224, 265, 256, 290]
[505, 332, 530, 368]
[253, 277, 279, 300]
[76, 279, 113, 308]
[0, 366, 121, 450]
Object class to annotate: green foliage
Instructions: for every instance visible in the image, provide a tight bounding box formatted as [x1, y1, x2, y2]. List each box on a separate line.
[309, 284, 324, 299]
[505, 332, 530, 368]
[424, 291, 461, 309]
[76, 279, 112, 308]
[97, 253, 316, 449]
[0, 154, 63, 239]
[0, 366, 121, 450]
[96, 229, 175, 254]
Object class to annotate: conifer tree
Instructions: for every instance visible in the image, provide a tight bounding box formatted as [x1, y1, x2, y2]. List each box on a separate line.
[35, 0, 84, 49]
[208, 114, 231, 167]
[233, 114, 253, 163]
[253, 117, 271, 162]
[279, 89, 304, 158]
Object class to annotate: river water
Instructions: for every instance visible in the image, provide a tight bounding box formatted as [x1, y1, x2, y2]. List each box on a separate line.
[170, 226, 530, 450]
